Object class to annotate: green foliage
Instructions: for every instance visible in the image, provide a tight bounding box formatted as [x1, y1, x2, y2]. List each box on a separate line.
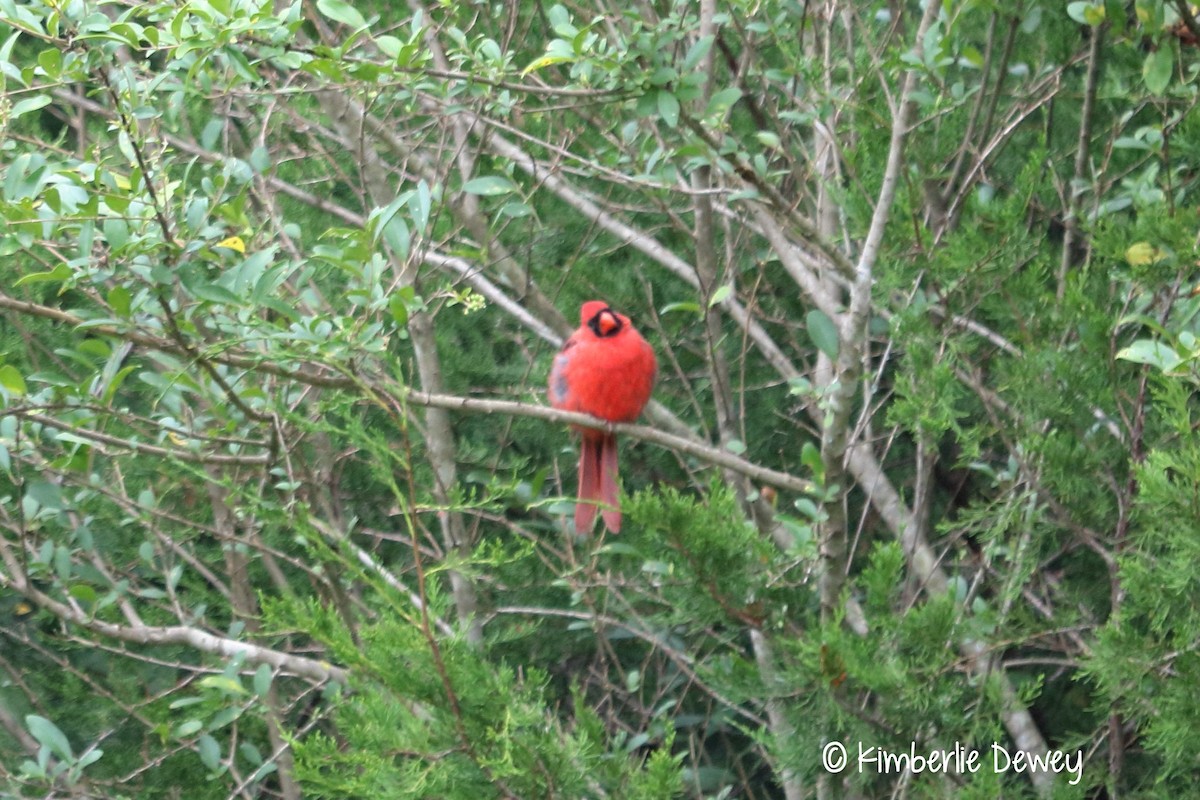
[625, 484, 783, 624]
[5, 0, 1200, 796]
[273, 597, 686, 799]
[1086, 375, 1200, 793]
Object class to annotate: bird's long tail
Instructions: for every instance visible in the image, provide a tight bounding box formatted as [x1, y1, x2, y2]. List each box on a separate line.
[576, 433, 621, 534]
[599, 433, 621, 532]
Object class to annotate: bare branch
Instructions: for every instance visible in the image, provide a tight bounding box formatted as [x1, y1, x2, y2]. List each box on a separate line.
[0, 568, 347, 685]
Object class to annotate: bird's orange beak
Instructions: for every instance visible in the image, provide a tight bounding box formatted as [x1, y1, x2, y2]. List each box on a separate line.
[596, 310, 619, 335]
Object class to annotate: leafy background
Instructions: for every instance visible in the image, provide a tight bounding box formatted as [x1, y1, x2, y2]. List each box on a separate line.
[2, 0, 1200, 797]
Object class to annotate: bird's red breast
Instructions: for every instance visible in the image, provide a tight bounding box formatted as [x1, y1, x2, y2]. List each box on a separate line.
[548, 301, 657, 431]
[549, 301, 656, 534]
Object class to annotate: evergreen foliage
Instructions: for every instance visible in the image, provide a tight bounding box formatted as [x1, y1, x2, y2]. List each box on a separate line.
[2, 0, 1200, 797]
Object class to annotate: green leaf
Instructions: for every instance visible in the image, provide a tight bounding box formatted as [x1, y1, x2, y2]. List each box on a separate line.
[175, 720, 204, 739]
[69, 584, 98, 604]
[14, 263, 71, 286]
[316, 0, 367, 29]
[107, 285, 132, 317]
[648, 66, 676, 87]
[103, 218, 129, 249]
[389, 293, 410, 327]
[26, 715, 73, 760]
[240, 742, 266, 767]
[382, 216, 410, 259]
[253, 664, 273, 697]
[1116, 339, 1182, 371]
[376, 35, 401, 58]
[190, 282, 243, 305]
[682, 35, 714, 72]
[708, 285, 731, 306]
[805, 309, 840, 359]
[138, 488, 156, 509]
[521, 52, 574, 75]
[1, 31, 22, 72]
[1066, 1, 1104, 25]
[167, 564, 183, 593]
[10, 95, 51, 120]
[1143, 46, 1173, 95]
[788, 376, 812, 396]
[197, 734, 222, 772]
[225, 248, 274, 296]
[412, 180, 432, 231]
[53, 544, 71, 580]
[1125, 241, 1167, 266]
[660, 301, 702, 315]
[547, 4, 573, 35]
[1113, 136, 1151, 151]
[198, 676, 249, 696]
[596, 542, 641, 557]
[755, 131, 781, 150]
[0, 365, 27, 396]
[168, 697, 205, 711]
[1020, 5, 1043, 32]
[704, 86, 742, 119]
[499, 201, 533, 218]
[462, 176, 517, 196]
[800, 441, 822, 474]
[794, 497, 821, 520]
[657, 90, 680, 128]
[208, 706, 245, 730]
[369, 191, 412, 241]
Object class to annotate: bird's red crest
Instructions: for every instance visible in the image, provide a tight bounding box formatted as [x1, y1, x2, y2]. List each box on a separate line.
[579, 300, 609, 324]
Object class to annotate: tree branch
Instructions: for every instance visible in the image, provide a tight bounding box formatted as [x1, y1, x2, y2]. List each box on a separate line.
[0, 566, 347, 685]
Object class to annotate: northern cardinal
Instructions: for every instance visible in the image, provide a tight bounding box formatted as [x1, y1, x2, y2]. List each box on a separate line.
[549, 301, 656, 534]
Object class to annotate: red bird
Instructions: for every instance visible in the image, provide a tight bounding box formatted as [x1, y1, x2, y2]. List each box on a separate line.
[549, 301, 656, 534]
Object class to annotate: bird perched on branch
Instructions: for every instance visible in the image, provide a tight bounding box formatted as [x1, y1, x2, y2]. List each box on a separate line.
[549, 301, 656, 534]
